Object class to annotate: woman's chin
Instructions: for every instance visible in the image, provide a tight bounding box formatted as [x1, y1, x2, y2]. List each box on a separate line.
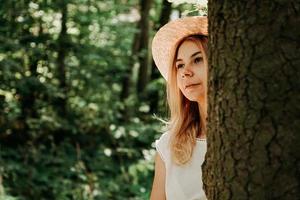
[186, 96, 202, 103]
[184, 92, 205, 102]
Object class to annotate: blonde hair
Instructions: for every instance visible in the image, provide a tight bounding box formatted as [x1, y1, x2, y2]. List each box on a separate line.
[167, 35, 208, 165]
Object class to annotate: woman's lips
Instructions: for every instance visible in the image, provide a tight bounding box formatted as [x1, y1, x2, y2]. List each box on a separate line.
[185, 83, 201, 89]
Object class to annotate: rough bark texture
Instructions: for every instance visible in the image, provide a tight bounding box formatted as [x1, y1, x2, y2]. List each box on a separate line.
[202, 1, 300, 199]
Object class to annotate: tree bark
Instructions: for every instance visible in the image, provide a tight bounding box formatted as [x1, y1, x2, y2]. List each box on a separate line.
[136, 0, 153, 96]
[56, 0, 68, 117]
[203, 1, 300, 199]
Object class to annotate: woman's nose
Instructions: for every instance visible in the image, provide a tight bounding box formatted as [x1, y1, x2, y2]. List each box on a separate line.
[181, 67, 193, 78]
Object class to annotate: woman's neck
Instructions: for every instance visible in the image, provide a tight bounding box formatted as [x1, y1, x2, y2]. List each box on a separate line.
[197, 97, 207, 139]
[198, 97, 207, 120]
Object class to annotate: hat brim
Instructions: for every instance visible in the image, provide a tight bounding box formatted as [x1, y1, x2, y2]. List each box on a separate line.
[152, 16, 208, 81]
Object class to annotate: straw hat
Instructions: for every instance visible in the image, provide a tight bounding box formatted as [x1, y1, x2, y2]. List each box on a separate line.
[152, 16, 208, 80]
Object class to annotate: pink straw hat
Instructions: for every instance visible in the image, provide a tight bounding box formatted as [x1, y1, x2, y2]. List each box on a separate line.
[152, 16, 208, 81]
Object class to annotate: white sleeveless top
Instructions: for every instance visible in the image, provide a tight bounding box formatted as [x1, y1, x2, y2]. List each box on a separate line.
[155, 132, 207, 200]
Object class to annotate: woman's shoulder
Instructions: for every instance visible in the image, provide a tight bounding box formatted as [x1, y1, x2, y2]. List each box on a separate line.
[156, 131, 171, 144]
[155, 131, 172, 162]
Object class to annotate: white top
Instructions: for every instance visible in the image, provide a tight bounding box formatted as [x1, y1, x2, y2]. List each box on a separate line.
[155, 132, 207, 200]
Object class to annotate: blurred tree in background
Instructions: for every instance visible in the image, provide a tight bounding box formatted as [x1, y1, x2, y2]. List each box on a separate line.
[0, 0, 199, 199]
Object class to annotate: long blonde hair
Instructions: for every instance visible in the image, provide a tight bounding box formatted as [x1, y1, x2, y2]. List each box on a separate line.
[167, 35, 208, 165]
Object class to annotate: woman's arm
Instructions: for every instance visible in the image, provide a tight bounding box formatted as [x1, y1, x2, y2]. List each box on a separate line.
[150, 152, 166, 200]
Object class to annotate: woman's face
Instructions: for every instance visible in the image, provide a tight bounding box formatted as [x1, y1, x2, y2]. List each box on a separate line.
[175, 40, 207, 103]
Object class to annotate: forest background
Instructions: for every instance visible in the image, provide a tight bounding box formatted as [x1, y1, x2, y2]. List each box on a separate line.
[2, 0, 298, 199]
[0, 0, 204, 199]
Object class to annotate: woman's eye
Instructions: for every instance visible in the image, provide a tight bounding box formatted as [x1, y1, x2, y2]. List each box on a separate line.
[176, 64, 184, 69]
[194, 57, 203, 64]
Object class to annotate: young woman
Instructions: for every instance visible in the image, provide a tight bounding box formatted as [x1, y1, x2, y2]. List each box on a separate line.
[150, 16, 208, 200]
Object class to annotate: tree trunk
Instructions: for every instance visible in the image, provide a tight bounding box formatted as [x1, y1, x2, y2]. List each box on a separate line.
[136, 0, 153, 96]
[56, 1, 68, 117]
[203, 1, 300, 199]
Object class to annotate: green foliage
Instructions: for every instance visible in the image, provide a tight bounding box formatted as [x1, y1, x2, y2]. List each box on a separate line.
[0, 0, 170, 199]
[0, 118, 159, 199]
